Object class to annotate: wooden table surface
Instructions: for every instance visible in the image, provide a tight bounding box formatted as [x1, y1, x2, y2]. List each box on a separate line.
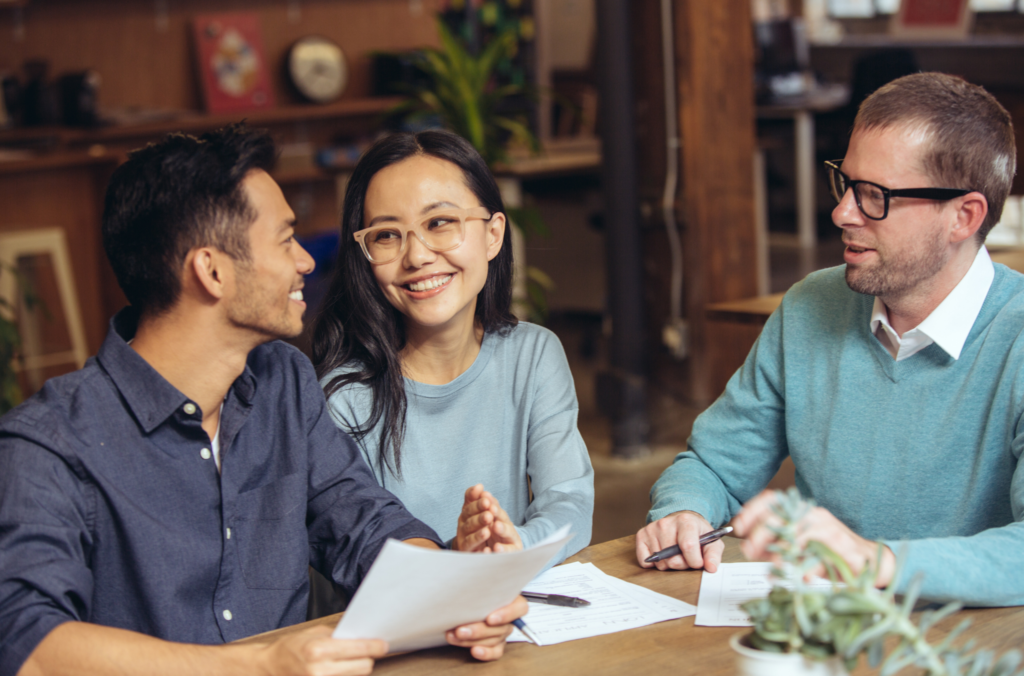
[705, 293, 785, 325]
[240, 536, 1024, 675]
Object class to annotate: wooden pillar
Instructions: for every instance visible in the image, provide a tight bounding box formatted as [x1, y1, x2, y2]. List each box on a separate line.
[674, 0, 760, 404]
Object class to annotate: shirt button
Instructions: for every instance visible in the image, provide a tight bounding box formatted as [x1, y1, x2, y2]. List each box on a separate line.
[223, 609, 233, 621]
[183, 403, 197, 415]
[226, 527, 232, 539]
[200, 448, 212, 460]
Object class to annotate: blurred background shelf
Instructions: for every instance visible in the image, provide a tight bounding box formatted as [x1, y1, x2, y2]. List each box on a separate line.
[0, 97, 401, 152]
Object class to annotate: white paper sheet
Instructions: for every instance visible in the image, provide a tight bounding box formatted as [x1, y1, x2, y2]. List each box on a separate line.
[507, 561, 696, 645]
[694, 562, 836, 627]
[333, 525, 571, 653]
[601, 568, 696, 617]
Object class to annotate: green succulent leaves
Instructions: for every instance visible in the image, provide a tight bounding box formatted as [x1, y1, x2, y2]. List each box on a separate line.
[741, 488, 1021, 676]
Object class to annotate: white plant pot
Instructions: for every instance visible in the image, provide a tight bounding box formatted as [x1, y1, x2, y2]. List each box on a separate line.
[730, 633, 848, 676]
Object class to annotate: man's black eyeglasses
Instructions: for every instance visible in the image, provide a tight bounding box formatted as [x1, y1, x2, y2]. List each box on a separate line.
[825, 160, 972, 221]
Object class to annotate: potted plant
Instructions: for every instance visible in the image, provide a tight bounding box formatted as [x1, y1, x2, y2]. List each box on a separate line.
[0, 304, 22, 415]
[0, 263, 34, 415]
[397, 18, 537, 166]
[736, 488, 1023, 676]
[393, 17, 554, 323]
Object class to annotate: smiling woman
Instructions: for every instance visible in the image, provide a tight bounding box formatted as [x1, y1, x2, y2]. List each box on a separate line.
[311, 130, 593, 577]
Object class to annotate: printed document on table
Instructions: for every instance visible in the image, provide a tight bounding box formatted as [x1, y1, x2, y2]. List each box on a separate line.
[507, 562, 696, 645]
[694, 562, 836, 626]
[333, 526, 572, 653]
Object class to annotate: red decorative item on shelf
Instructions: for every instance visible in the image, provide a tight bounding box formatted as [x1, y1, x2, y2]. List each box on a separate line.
[193, 12, 275, 114]
[892, 0, 973, 39]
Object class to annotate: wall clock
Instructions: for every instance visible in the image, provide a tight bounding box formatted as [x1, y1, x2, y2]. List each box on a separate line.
[287, 36, 347, 104]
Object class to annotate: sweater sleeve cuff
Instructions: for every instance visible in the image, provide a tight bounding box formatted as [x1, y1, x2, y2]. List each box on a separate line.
[880, 537, 1018, 607]
[648, 499, 717, 526]
[881, 539, 911, 593]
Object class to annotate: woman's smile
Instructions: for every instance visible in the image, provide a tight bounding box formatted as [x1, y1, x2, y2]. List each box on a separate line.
[361, 154, 505, 334]
[403, 273, 454, 294]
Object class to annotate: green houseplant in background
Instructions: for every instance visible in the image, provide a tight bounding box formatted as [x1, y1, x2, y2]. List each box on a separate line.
[736, 488, 1022, 676]
[402, 19, 537, 166]
[0, 264, 38, 415]
[395, 16, 554, 323]
[0, 300, 23, 415]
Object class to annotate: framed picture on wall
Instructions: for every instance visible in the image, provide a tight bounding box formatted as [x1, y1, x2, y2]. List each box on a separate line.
[192, 12, 275, 114]
[970, 0, 1015, 10]
[891, 0, 973, 38]
[827, 0, 876, 17]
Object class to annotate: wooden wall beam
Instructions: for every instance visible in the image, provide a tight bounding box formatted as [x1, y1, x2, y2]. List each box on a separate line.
[674, 0, 760, 404]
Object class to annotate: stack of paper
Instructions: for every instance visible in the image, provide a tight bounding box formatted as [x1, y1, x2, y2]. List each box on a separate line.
[334, 526, 573, 652]
[507, 562, 696, 646]
[695, 562, 836, 626]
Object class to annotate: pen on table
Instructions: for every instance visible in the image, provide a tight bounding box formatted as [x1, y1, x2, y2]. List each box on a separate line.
[512, 618, 542, 645]
[644, 526, 734, 564]
[521, 591, 591, 607]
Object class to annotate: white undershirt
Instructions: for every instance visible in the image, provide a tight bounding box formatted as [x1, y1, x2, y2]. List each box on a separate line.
[870, 246, 994, 362]
[211, 402, 224, 472]
[126, 337, 225, 470]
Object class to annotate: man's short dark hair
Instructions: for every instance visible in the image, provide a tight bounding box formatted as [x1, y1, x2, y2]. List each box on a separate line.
[855, 72, 1016, 241]
[102, 123, 276, 316]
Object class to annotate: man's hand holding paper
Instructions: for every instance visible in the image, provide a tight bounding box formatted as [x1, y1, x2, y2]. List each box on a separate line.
[403, 536, 527, 661]
[444, 595, 528, 661]
[334, 527, 572, 655]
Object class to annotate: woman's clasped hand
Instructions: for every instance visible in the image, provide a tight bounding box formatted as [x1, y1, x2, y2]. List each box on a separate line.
[455, 484, 525, 553]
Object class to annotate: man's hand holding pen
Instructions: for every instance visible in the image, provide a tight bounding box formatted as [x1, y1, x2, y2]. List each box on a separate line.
[636, 491, 896, 588]
[635, 511, 727, 572]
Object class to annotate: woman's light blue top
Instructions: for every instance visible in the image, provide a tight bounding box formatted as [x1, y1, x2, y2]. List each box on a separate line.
[324, 322, 594, 564]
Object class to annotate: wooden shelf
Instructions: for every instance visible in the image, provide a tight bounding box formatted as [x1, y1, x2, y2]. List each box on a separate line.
[0, 96, 402, 148]
[812, 35, 1024, 48]
[0, 151, 118, 176]
[706, 294, 784, 324]
[272, 165, 350, 186]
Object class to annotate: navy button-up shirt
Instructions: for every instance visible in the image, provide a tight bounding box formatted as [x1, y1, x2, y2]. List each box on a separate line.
[0, 310, 439, 676]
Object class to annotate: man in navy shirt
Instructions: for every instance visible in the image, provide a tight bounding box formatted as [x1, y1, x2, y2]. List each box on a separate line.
[0, 125, 526, 676]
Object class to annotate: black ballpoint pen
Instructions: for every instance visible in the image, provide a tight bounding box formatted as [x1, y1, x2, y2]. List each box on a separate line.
[644, 526, 733, 563]
[521, 591, 591, 607]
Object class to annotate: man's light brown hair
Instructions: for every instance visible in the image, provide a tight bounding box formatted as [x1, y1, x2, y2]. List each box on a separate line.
[854, 72, 1016, 241]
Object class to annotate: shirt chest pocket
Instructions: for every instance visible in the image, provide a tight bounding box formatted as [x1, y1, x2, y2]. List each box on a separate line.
[232, 473, 308, 590]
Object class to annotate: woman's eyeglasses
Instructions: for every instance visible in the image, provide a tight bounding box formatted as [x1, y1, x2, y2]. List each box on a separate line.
[353, 206, 494, 264]
[825, 159, 971, 221]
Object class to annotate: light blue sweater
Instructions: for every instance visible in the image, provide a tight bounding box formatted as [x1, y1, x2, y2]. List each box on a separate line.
[325, 323, 594, 565]
[650, 264, 1024, 606]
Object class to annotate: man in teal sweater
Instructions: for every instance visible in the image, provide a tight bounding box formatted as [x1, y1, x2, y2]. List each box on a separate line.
[637, 73, 1022, 606]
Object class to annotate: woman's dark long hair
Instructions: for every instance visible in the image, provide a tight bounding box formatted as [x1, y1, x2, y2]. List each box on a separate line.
[312, 130, 517, 478]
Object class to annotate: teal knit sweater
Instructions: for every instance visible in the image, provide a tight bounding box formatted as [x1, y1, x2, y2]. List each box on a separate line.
[650, 264, 1024, 606]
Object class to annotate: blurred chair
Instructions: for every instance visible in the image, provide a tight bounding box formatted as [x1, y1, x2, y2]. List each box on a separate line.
[818, 48, 920, 151]
[848, 49, 920, 114]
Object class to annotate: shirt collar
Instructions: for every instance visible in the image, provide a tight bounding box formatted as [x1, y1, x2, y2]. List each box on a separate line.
[97, 308, 257, 433]
[869, 246, 994, 360]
